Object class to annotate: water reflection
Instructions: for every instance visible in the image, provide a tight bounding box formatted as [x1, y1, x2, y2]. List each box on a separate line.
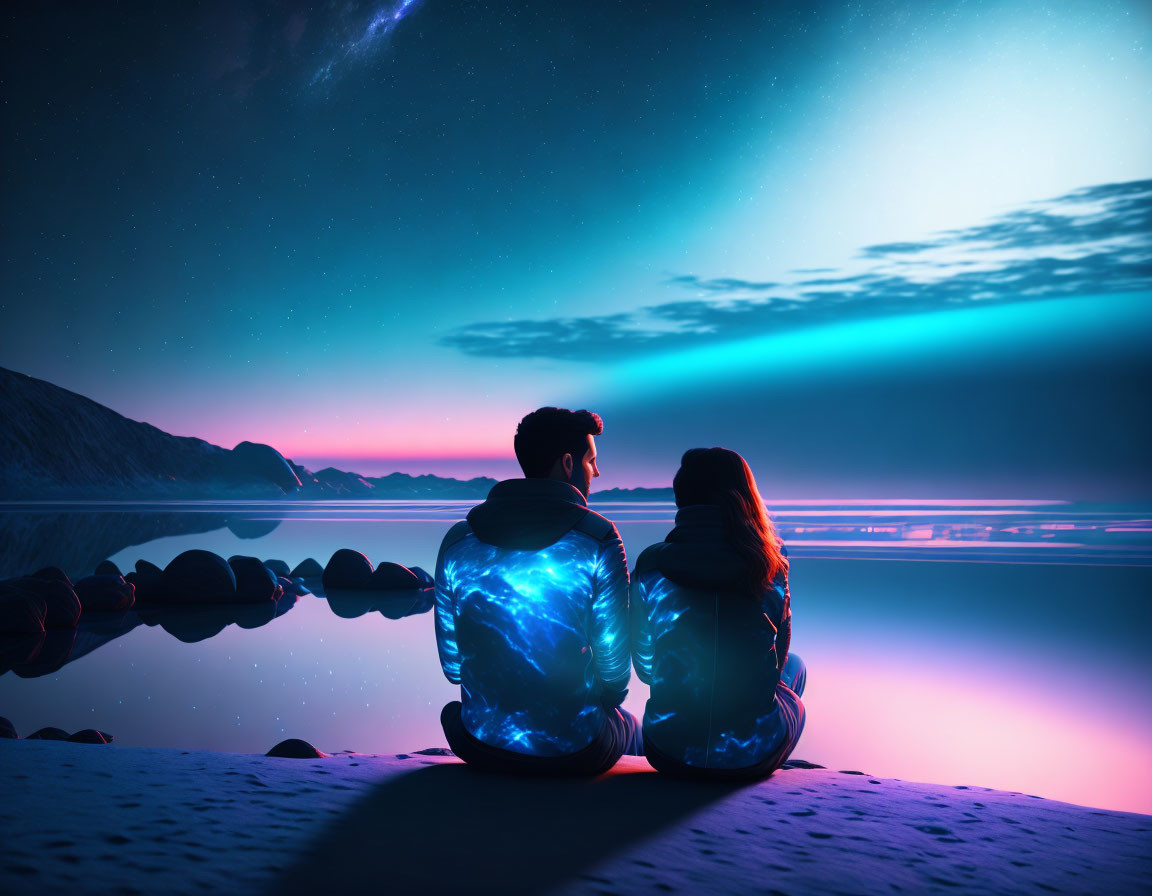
[0, 595, 299, 675]
[325, 588, 435, 620]
[0, 505, 283, 580]
[0, 501, 1149, 813]
[3, 500, 1150, 582]
[0, 580, 436, 678]
[1, 630, 77, 678]
[137, 593, 299, 644]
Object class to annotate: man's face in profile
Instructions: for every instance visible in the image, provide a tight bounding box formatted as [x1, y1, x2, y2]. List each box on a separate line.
[571, 434, 600, 498]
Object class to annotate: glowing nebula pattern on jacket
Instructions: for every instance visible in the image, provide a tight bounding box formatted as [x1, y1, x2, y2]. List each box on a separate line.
[435, 526, 630, 756]
[631, 518, 792, 770]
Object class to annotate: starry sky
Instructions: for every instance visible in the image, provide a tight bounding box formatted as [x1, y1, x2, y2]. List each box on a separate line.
[1, 0, 1149, 496]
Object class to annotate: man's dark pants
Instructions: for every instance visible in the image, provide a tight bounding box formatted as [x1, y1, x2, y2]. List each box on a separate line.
[442, 702, 642, 776]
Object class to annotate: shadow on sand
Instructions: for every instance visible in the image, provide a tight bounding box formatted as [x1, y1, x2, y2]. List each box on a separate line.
[273, 759, 743, 894]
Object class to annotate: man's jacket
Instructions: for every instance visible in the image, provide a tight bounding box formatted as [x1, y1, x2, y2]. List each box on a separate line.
[434, 478, 630, 756]
[631, 504, 792, 770]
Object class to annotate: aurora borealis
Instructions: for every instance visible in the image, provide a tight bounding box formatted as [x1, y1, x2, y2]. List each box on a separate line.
[1, 0, 1148, 495]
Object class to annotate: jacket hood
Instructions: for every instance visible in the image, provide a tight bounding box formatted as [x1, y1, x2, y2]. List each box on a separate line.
[466, 478, 591, 550]
[648, 504, 749, 589]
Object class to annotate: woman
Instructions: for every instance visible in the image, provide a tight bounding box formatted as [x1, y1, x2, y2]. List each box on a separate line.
[630, 447, 806, 778]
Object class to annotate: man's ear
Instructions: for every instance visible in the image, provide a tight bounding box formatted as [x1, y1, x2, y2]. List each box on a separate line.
[561, 453, 574, 478]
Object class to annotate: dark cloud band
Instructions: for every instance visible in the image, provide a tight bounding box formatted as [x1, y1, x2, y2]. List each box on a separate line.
[442, 179, 1152, 361]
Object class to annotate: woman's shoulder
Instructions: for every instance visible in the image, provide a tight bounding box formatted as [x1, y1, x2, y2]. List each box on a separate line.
[632, 542, 669, 579]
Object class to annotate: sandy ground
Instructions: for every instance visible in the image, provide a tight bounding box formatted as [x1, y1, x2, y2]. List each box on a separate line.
[1, 739, 1149, 895]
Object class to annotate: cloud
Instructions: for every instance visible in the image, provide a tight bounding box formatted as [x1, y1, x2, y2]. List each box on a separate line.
[665, 275, 778, 292]
[442, 179, 1152, 360]
[861, 178, 1152, 256]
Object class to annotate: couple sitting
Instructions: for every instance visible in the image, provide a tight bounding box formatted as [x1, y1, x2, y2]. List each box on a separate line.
[434, 407, 806, 778]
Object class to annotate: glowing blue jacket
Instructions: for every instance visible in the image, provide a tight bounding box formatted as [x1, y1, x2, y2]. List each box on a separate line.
[434, 478, 630, 756]
[631, 504, 793, 770]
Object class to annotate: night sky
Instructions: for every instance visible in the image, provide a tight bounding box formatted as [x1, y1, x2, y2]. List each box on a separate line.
[2, 0, 1149, 496]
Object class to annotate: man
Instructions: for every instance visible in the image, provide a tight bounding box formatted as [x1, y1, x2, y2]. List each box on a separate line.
[434, 407, 640, 774]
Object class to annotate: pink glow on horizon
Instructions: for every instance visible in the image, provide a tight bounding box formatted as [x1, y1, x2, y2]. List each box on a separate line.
[300, 450, 514, 462]
[768, 499, 1071, 507]
[773, 539, 1094, 549]
[775, 509, 1070, 517]
[801, 644, 1152, 814]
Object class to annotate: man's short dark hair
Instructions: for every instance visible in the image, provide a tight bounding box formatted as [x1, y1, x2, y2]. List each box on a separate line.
[514, 407, 603, 478]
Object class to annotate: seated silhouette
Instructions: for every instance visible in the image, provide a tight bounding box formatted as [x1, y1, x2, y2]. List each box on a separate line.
[434, 407, 641, 775]
[631, 447, 806, 779]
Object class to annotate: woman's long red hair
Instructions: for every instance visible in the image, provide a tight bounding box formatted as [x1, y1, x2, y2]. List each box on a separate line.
[672, 447, 788, 594]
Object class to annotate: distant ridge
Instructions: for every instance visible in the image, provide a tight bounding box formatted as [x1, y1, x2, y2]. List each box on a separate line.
[590, 487, 674, 502]
[0, 366, 495, 500]
[0, 366, 677, 501]
[288, 466, 497, 500]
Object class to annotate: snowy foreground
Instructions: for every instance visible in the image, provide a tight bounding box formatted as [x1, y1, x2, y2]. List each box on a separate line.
[1, 739, 1149, 895]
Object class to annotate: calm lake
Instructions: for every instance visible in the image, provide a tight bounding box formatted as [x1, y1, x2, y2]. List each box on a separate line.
[2, 500, 1150, 814]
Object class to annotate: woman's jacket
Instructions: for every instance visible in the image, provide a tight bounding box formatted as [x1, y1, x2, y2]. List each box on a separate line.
[631, 504, 792, 770]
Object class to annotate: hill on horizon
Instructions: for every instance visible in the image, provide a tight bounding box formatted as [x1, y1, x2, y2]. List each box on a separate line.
[0, 366, 499, 500]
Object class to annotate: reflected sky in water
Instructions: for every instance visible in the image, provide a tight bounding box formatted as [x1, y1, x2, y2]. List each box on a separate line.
[0, 501, 1149, 814]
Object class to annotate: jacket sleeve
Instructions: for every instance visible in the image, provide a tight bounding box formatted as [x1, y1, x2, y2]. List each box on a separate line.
[630, 570, 655, 685]
[434, 523, 469, 685]
[589, 530, 631, 705]
[773, 543, 792, 673]
[775, 576, 792, 673]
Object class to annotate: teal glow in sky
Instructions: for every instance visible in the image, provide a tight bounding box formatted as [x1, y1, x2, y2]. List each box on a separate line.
[1, 0, 1148, 494]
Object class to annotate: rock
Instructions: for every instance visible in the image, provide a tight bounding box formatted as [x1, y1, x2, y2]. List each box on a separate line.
[159, 550, 237, 603]
[0, 633, 44, 675]
[27, 726, 69, 740]
[375, 592, 434, 619]
[0, 716, 17, 738]
[264, 559, 291, 577]
[323, 550, 374, 591]
[74, 575, 135, 612]
[149, 607, 231, 643]
[133, 560, 164, 601]
[94, 560, 122, 577]
[14, 629, 76, 677]
[409, 566, 435, 588]
[369, 562, 422, 591]
[32, 566, 72, 587]
[414, 747, 454, 756]
[67, 728, 112, 744]
[267, 738, 327, 759]
[783, 758, 826, 769]
[325, 592, 377, 619]
[39, 579, 81, 629]
[228, 556, 283, 603]
[227, 518, 282, 539]
[290, 558, 324, 579]
[0, 590, 47, 633]
[231, 441, 302, 493]
[233, 601, 278, 630]
[2, 577, 81, 629]
[277, 576, 310, 596]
